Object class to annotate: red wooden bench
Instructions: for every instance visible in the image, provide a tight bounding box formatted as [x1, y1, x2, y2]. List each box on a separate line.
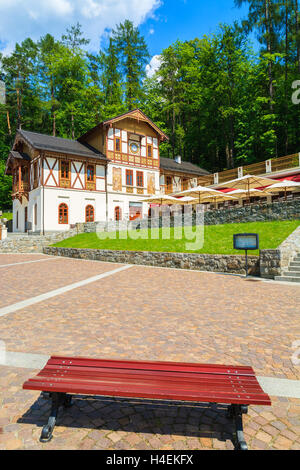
[23, 356, 271, 450]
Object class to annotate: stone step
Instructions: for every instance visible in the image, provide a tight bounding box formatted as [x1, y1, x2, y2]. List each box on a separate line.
[288, 265, 300, 272]
[283, 271, 300, 277]
[275, 276, 300, 283]
[290, 261, 300, 267]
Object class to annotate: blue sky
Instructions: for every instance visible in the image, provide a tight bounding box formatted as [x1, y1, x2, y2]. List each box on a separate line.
[139, 0, 250, 57]
[0, 0, 250, 71]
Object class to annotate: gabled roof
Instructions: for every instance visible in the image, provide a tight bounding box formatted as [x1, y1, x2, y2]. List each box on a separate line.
[5, 151, 31, 175]
[78, 109, 169, 142]
[160, 157, 211, 176]
[18, 130, 108, 161]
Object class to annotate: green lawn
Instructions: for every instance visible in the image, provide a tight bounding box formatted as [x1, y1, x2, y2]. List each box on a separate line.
[0, 212, 12, 220]
[53, 220, 300, 256]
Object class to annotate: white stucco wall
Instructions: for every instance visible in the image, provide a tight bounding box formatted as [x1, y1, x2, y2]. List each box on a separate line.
[42, 187, 107, 232]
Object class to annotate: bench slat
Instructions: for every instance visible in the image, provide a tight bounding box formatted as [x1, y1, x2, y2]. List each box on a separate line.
[40, 364, 259, 384]
[23, 377, 271, 405]
[47, 356, 255, 377]
[26, 374, 264, 396]
[37, 369, 263, 393]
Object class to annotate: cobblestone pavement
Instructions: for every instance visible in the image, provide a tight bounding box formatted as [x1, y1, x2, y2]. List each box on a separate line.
[0, 255, 299, 450]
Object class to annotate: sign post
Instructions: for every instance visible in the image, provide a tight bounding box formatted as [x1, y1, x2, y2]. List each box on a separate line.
[233, 234, 259, 277]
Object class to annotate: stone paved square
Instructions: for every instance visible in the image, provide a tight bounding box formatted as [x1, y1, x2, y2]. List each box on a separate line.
[0, 254, 299, 450]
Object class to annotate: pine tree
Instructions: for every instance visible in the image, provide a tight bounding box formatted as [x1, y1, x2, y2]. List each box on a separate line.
[112, 20, 149, 109]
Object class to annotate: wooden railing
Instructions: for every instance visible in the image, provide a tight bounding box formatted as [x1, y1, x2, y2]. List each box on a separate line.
[197, 152, 300, 187]
[13, 182, 29, 193]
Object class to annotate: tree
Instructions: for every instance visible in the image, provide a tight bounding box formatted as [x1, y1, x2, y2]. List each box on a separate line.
[100, 37, 124, 118]
[112, 20, 149, 109]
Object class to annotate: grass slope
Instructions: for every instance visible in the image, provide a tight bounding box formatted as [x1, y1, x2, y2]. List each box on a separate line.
[0, 212, 12, 220]
[53, 220, 300, 256]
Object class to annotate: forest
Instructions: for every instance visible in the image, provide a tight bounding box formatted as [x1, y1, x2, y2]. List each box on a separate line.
[1, 0, 300, 209]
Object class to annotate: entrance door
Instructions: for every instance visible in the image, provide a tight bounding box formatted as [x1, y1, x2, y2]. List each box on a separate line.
[129, 203, 143, 221]
[24, 207, 28, 233]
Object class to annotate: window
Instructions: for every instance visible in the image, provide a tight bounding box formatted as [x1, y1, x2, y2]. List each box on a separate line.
[60, 161, 70, 179]
[58, 203, 68, 224]
[147, 144, 153, 158]
[87, 165, 95, 182]
[115, 137, 121, 152]
[126, 170, 133, 186]
[137, 171, 144, 187]
[166, 176, 173, 194]
[115, 206, 122, 221]
[16, 211, 19, 229]
[182, 179, 189, 191]
[85, 205, 94, 223]
[33, 162, 38, 181]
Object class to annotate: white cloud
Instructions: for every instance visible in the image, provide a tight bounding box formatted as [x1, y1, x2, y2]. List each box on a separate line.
[0, 0, 162, 53]
[146, 54, 161, 77]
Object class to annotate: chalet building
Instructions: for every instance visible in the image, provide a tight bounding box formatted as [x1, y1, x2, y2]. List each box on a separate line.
[5, 109, 210, 233]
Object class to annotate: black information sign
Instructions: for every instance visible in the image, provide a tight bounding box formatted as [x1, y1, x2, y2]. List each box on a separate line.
[233, 233, 259, 277]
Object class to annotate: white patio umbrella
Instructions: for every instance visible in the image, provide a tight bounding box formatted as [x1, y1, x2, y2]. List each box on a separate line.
[226, 188, 266, 198]
[216, 174, 278, 199]
[264, 180, 300, 201]
[201, 193, 238, 208]
[172, 196, 199, 205]
[141, 194, 181, 205]
[175, 185, 221, 204]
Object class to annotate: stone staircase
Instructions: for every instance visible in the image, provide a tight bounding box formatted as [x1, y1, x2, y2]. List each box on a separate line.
[275, 253, 300, 283]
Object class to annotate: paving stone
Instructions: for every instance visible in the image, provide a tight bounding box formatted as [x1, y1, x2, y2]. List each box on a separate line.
[0, 256, 299, 450]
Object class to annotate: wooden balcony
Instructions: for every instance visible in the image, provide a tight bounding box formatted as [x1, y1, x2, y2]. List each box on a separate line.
[12, 181, 29, 200]
[13, 181, 29, 193]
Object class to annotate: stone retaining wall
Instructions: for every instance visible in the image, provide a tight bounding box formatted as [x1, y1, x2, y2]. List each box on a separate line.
[43, 246, 260, 276]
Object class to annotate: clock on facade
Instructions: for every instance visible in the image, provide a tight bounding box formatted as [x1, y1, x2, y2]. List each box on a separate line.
[129, 141, 140, 155]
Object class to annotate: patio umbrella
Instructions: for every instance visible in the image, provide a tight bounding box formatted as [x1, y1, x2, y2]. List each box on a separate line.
[141, 194, 181, 205]
[263, 180, 300, 201]
[226, 188, 266, 198]
[201, 193, 238, 208]
[172, 196, 199, 205]
[216, 174, 278, 199]
[175, 185, 221, 204]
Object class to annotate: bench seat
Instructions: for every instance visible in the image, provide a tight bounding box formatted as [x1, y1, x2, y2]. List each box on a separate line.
[23, 356, 271, 449]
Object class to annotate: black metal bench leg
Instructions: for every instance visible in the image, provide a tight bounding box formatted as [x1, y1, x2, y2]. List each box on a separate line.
[228, 404, 248, 451]
[63, 394, 73, 408]
[40, 392, 64, 443]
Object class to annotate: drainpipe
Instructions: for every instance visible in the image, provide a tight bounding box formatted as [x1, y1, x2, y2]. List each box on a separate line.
[105, 163, 108, 223]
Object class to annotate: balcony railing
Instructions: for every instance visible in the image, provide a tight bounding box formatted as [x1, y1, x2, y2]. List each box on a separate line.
[198, 153, 300, 187]
[13, 181, 30, 193]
